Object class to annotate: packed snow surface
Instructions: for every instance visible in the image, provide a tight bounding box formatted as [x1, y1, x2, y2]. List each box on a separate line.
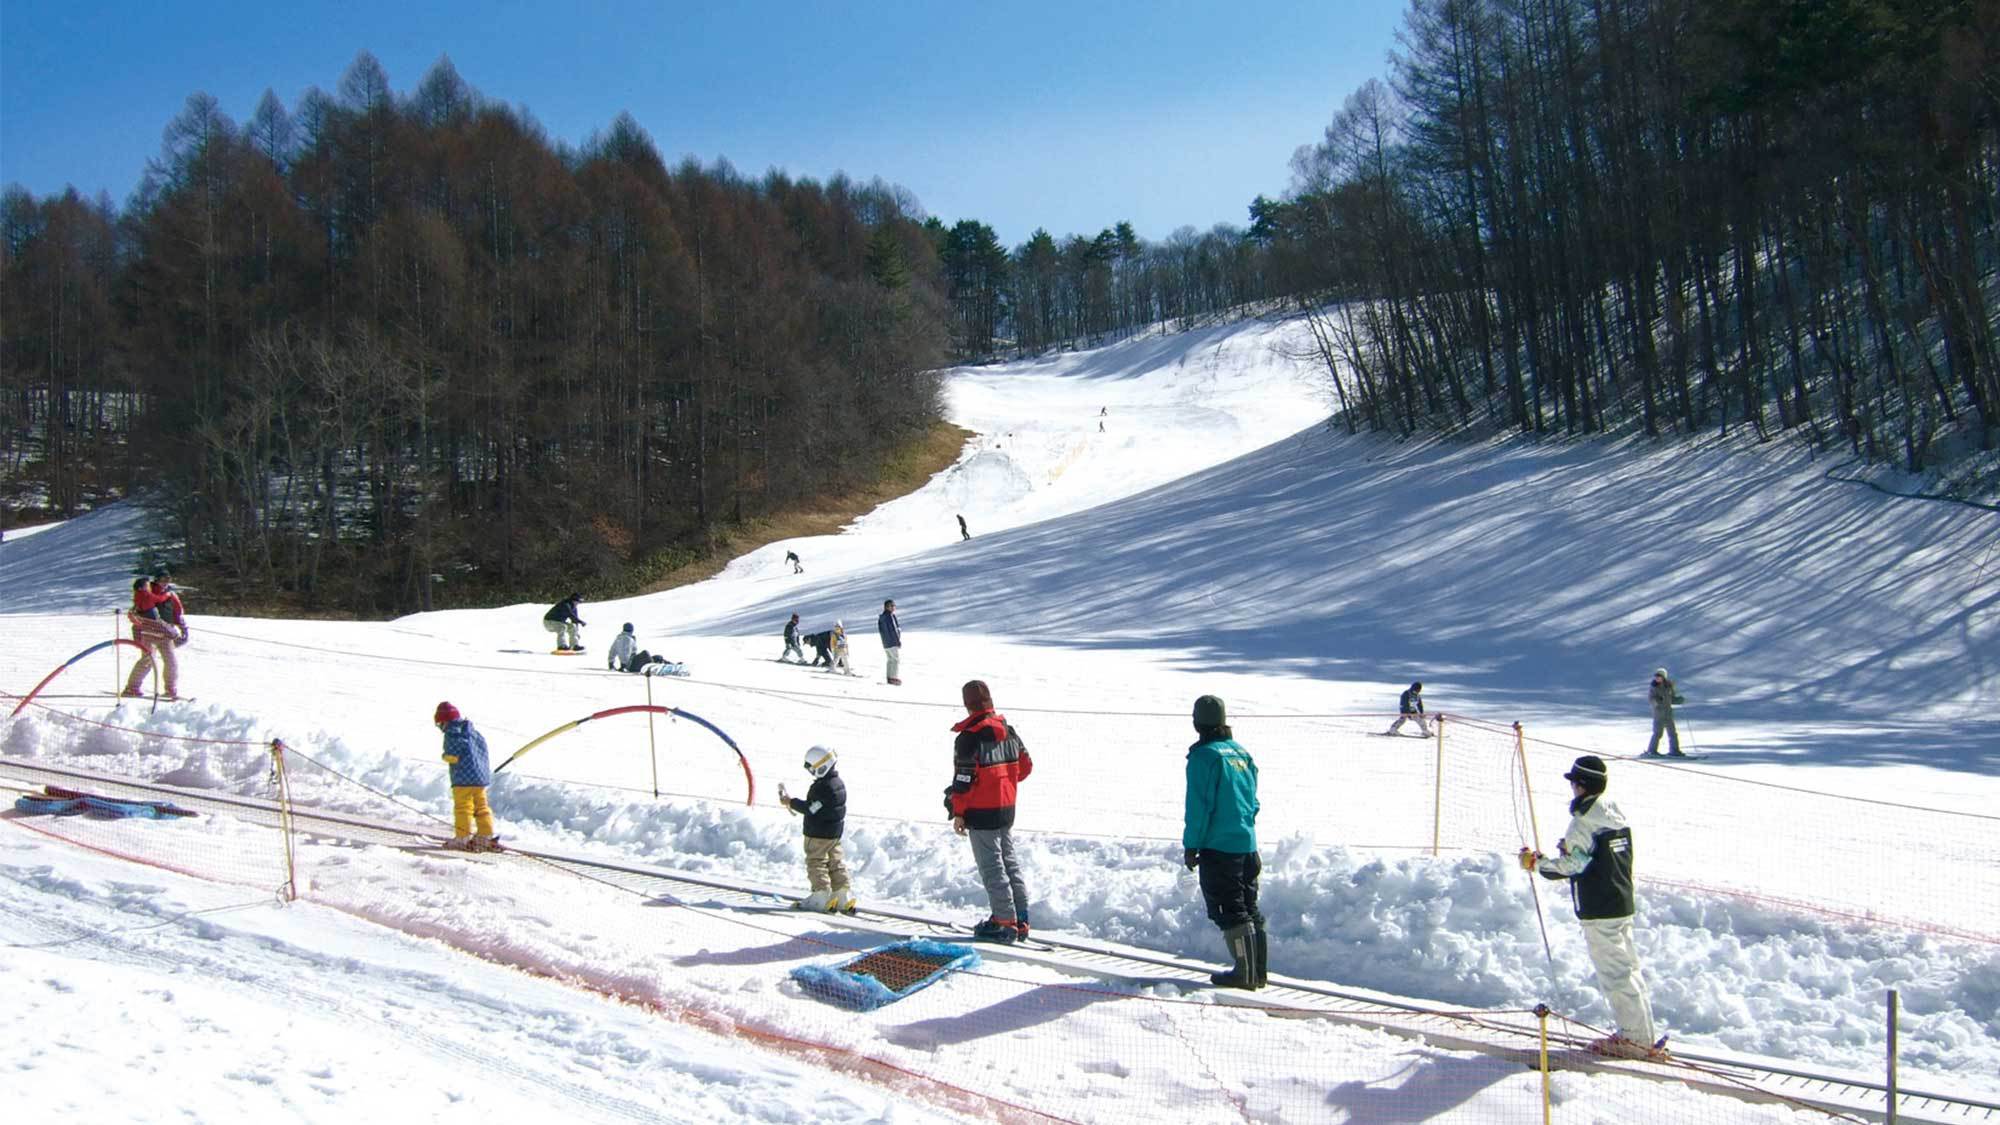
[3, 315, 1996, 1122]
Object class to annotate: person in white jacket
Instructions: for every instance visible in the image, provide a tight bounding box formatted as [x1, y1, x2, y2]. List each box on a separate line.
[1519, 754, 1663, 1060]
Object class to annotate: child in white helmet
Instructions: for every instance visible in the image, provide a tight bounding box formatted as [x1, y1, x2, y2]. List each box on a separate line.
[779, 745, 853, 912]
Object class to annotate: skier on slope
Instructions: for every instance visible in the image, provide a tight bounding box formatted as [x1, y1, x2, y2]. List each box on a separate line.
[826, 622, 857, 676]
[122, 577, 183, 700]
[1384, 682, 1430, 738]
[805, 627, 835, 668]
[436, 701, 502, 852]
[150, 572, 189, 647]
[781, 613, 806, 663]
[946, 679, 1034, 944]
[1644, 669, 1686, 757]
[1183, 694, 1266, 989]
[1519, 755, 1662, 1059]
[779, 745, 854, 912]
[544, 593, 586, 652]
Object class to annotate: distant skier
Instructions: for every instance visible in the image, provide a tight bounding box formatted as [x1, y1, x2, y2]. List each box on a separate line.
[1644, 669, 1685, 757]
[122, 577, 182, 700]
[1384, 682, 1430, 738]
[877, 598, 903, 685]
[1183, 694, 1265, 989]
[827, 622, 857, 677]
[785, 550, 803, 574]
[780, 745, 853, 912]
[781, 613, 806, 663]
[435, 701, 501, 852]
[1519, 756, 1662, 1059]
[544, 593, 586, 652]
[947, 679, 1034, 943]
[805, 627, 834, 668]
[957, 514, 971, 542]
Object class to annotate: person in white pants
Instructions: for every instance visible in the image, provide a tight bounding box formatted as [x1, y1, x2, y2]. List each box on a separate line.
[1519, 754, 1662, 1059]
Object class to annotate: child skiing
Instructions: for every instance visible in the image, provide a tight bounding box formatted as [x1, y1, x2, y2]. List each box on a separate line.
[435, 702, 502, 852]
[1385, 682, 1430, 738]
[826, 622, 857, 676]
[779, 745, 853, 912]
[122, 577, 183, 700]
[781, 613, 806, 663]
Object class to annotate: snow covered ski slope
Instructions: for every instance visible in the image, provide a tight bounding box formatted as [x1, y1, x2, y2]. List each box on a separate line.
[3, 314, 1997, 1123]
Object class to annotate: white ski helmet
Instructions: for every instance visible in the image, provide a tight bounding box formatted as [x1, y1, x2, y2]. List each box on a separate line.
[804, 745, 837, 778]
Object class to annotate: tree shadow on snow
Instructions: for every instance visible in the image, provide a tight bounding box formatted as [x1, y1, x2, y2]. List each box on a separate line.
[699, 426, 1998, 774]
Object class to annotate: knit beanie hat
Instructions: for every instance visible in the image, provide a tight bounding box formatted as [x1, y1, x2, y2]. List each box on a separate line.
[434, 701, 461, 726]
[1563, 755, 1608, 794]
[961, 679, 994, 713]
[1193, 694, 1227, 728]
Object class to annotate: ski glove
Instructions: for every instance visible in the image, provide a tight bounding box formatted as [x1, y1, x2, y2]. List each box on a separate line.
[1517, 847, 1539, 872]
[1184, 848, 1201, 870]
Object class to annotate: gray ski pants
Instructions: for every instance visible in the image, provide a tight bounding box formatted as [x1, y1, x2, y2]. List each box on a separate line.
[1647, 706, 1680, 755]
[967, 826, 1028, 922]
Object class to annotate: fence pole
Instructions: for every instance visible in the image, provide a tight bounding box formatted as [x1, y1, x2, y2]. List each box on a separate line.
[1887, 988, 1900, 1123]
[111, 609, 120, 695]
[1431, 714, 1445, 857]
[1535, 1003, 1552, 1125]
[268, 738, 299, 903]
[645, 675, 660, 799]
[1516, 721, 1556, 967]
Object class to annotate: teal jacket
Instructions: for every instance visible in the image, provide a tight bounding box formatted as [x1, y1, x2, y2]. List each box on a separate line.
[1183, 737, 1259, 853]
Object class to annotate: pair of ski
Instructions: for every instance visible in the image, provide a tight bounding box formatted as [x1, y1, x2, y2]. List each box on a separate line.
[402, 836, 507, 857]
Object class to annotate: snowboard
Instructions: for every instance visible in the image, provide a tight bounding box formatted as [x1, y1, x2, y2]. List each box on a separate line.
[551, 648, 586, 656]
[1639, 752, 1710, 762]
[404, 836, 507, 856]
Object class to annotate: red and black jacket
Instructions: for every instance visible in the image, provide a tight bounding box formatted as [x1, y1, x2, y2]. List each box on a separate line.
[945, 710, 1032, 830]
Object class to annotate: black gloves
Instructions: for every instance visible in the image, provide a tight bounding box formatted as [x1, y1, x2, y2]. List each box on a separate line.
[1184, 848, 1201, 870]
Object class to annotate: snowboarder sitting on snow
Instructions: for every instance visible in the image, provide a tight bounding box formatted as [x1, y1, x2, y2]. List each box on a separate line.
[544, 593, 586, 652]
[1519, 755, 1661, 1059]
[435, 701, 501, 852]
[122, 577, 183, 700]
[1644, 668, 1686, 757]
[1384, 681, 1430, 738]
[607, 623, 661, 673]
[780, 745, 853, 912]
[805, 628, 834, 667]
[1184, 694, 1265, 989]
[947, 679, 1034, 943]
[781, 613, 806, 663]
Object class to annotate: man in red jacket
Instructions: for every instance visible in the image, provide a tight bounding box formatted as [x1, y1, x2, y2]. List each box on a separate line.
[946, 679, 1034, 943]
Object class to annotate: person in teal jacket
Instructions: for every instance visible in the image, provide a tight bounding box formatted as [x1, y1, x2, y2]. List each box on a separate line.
[1182, 694, 1265, 989]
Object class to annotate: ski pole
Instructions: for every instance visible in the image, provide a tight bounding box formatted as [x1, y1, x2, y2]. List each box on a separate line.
[1514, 722, 1557, 969]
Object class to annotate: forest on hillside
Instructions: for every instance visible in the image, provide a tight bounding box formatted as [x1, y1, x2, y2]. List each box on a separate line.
[1251, 0, 1998, 471]
[0, 54, 1270, 614]
[5, 0, 1997, 614]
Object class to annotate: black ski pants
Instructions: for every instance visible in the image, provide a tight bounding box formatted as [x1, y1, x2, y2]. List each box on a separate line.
[1197, 850, 1263, 930]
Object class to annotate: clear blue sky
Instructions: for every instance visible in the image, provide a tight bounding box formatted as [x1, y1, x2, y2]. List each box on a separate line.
[0, 0, 1404, 247]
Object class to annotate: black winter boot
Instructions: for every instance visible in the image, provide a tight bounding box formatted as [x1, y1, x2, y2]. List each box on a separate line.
[1251, 922, 1269, 989]
[1209, 922, 1257, 989]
